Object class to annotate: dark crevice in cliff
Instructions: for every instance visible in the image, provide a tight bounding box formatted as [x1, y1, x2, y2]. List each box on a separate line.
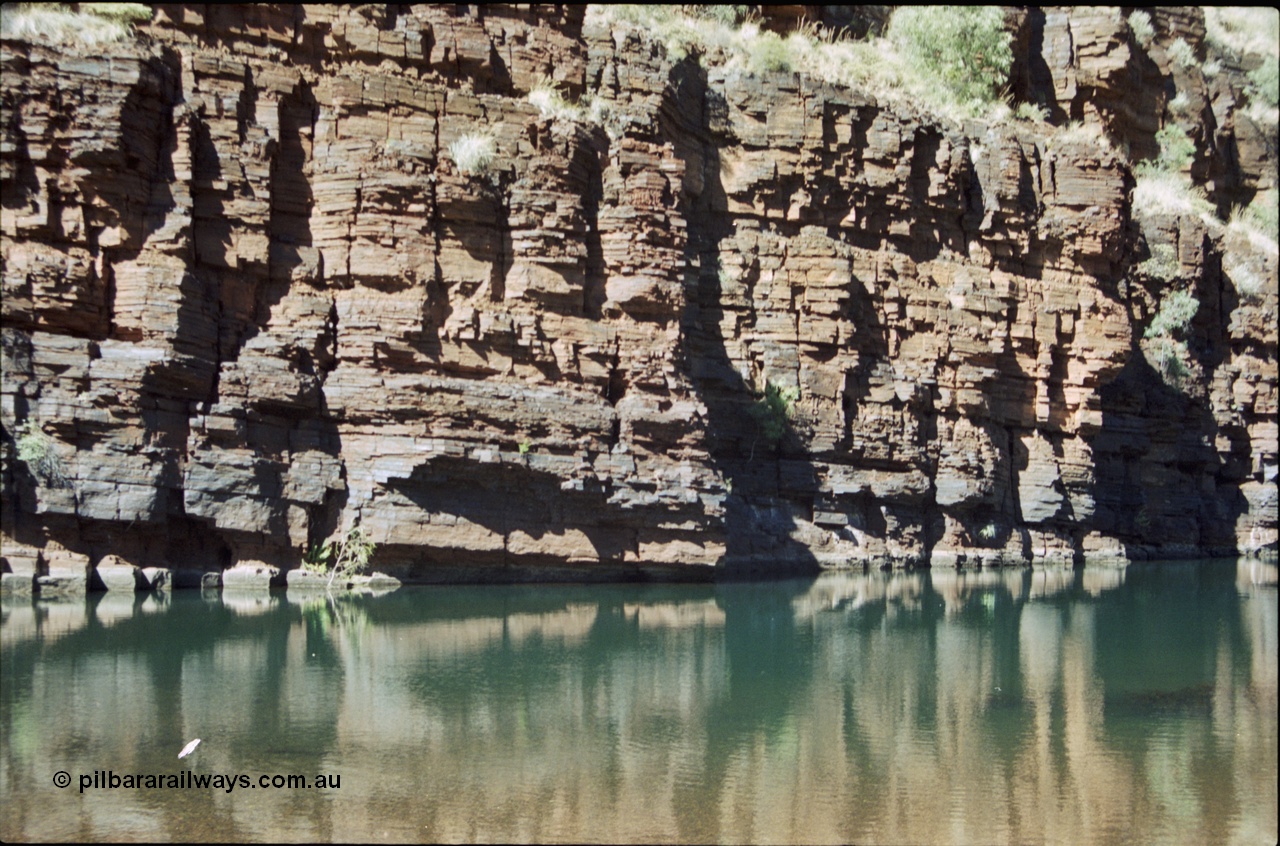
[582, 143, 607, 319]
[664, 58, 821, 578]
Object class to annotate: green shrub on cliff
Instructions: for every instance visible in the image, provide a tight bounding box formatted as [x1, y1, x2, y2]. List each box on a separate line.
[15, 421, 70, 488]
[1249, 55, 1279, 109]
[303, 524, 377, 589]
[683, 5, 749, 27]
[888, 6, 1013, 108]
[1239, 191, 1279, 242]
[1204, 7, 1278, 125]
[1142, 290, 1199, 389]
[749, 382, 799, 450]
[748, 30, 792, 74]
[1146, 337, 1191, 388]
[586, 5, 1014, 123]
[1144, 289, 1199, 339]
[302, 542, 334, 575]
[0, 3, 149, 47]
[1145, 125, 1196, 173]
[1137, 243, 1179, 282]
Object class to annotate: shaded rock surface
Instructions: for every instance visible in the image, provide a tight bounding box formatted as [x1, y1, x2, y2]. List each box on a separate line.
[1, 5, 1275, 584]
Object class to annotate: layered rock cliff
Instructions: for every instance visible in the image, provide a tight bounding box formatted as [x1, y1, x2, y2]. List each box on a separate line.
[1, 5, 1276, 587]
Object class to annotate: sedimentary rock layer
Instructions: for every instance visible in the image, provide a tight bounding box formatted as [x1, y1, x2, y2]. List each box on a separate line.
[1, 5, 1275, 585]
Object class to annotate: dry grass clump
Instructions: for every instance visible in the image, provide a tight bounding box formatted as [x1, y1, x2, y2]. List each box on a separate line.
[1168, 38, 1198, 69]
[1127, 10, 1155, 48]
[448, 132, 496, 176]
[526, 80, 623, 138]
[1205, 8, 1279, 61]
[1227, 191, 1280, 258]
[527, 81, 587, 122]
[1134, 171, 1215, 218]
[1132, 124, 1213, 220]
[1221, 192, 1276, 302]
[0, 3, 149, 47]
[78, 3, 151, 24]
[1222, 255, 1272, 302]
[1015, 102, 1048, 123]
[1048, 121, 1114, 152]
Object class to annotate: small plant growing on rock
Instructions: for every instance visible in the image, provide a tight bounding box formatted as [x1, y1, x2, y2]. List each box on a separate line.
[749, 382, 800, 453]
[1144, 289, 1199, 338]
[1150, 125, 1196, 173]
[301, 542, 334, 576]
[1137, 243, 1179, 282]
[517, 439, 532, 457]
[448, 132, 496, 176]
[1205, 8, 1279, 59]
[683, 5, 750, 26]
[302, 524, 377, 589]
[1133, 171, 1214, 218]
[1133, 126, 1213, 219]
[1049, 121, 1114, 152]
[15, 421, 70, 488]
[978, 523, 1000, 543]
[1148, 337, 1191, 387]
[1134, 505, 1152, 532]
[526, 81, 622, 137]
[1142, 290, 1199, 389]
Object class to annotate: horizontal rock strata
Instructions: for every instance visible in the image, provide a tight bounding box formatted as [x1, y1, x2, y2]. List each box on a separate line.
[1, 5, 1275, 587]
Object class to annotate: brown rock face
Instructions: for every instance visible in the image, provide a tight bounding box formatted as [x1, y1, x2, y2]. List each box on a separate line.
[1, 5, 1275, 583]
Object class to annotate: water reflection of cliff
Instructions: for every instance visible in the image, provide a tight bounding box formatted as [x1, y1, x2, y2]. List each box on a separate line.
[0, 560, 1275, 844]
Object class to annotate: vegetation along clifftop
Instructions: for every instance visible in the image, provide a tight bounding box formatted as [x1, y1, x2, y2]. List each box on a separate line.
[1, 4, 1276, 589]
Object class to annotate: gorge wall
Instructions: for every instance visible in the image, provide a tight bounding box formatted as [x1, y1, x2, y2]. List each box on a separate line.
[1, 5, 1276, 587]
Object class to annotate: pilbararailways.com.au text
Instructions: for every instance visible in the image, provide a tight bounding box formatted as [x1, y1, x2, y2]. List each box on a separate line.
[67, 770, 342, 794]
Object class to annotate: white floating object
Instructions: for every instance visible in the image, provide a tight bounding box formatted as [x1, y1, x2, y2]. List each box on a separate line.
[178, 739, 202, 759]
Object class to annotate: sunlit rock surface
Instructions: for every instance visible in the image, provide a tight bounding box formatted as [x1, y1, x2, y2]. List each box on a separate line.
[1, 5, 1275, 582]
